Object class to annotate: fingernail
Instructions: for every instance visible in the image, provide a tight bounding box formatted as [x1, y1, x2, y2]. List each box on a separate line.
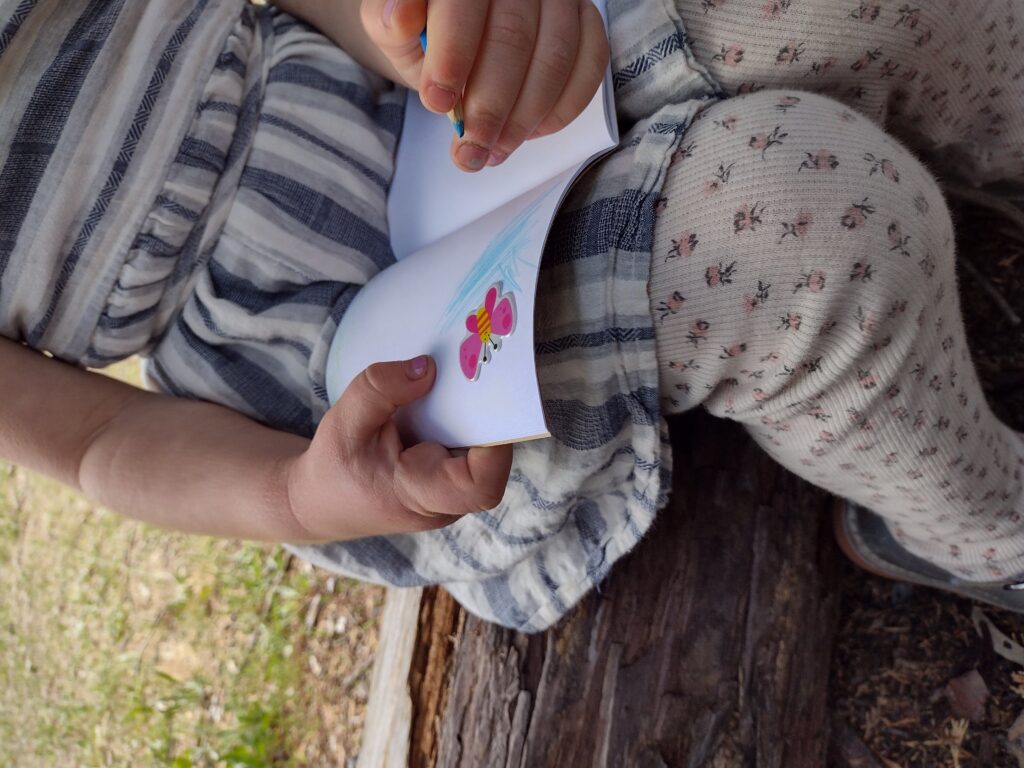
[382, 0, 398, 27]
[425, 84, 457, 112]
[486, 150, 508, 167]
[457, 143, 489, 171]
[406, 355, 429, 379]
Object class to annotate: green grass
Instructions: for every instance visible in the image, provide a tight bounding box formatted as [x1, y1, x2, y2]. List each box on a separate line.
[0, 361, 383, 766]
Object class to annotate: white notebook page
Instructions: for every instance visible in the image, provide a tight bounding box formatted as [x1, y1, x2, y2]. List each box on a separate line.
[326, 171, 576, 447]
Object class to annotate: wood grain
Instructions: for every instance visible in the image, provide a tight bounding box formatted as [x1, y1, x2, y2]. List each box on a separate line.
[401, 411, 843, 767]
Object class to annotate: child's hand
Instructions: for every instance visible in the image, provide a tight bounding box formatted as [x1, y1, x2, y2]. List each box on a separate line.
[361, 0, 610, 172]
[284, 355, 513, 541]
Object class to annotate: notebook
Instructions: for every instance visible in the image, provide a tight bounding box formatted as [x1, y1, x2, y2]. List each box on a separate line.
[324, 12, 618, 448]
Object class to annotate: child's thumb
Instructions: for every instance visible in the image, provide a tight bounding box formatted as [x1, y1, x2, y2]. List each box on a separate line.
[335, 356, 435, 442]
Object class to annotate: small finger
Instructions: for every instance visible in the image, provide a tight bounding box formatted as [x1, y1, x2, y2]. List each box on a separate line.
[531, 1, 608, 140]
[394, 442, 513, 515]
[419, 0, 489, 115]
[489, 0, 580, 164]
[335, 356, 434, 443]
[449, 0, 540, 171]
[465, 445, 514, 506]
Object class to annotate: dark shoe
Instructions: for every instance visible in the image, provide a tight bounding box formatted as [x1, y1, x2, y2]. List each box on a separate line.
[834, 501, 1024, 614]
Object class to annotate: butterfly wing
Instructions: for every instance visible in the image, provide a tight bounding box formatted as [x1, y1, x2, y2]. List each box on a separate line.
[490, 293, 517, 337]
[484, 285, 498, 317]
[460, 334, 484, 380]
[466, 314, 479, 334]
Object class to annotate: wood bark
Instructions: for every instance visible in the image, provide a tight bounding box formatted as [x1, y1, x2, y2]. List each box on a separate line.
[357, 587, 424, 768]
[399, 411, 844, 767]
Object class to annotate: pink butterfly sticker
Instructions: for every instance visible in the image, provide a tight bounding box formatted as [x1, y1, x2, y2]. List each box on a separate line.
[459, 283, 517, 381]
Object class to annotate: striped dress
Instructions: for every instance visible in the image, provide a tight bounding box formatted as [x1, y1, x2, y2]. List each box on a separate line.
[0, 0, 721, 631]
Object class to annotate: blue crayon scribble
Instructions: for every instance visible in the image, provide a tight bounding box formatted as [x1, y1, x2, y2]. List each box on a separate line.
[439, 186, 558, 332]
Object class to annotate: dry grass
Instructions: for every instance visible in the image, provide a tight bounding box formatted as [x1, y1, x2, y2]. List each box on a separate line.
[0, 360, 384, 766]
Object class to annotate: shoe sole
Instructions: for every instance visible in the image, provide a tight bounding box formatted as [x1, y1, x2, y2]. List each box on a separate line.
[831, 504, 906, 582]
[833, 503, 1024, 614]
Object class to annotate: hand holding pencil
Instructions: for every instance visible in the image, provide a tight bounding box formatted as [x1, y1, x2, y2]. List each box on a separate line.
[359, 0, 609, 173]
[418, 28, 465, 138]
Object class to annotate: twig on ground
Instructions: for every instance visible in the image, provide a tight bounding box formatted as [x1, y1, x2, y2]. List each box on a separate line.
[136, 607, 169, 673]
[960, 258, 1023, 327]
[340, 655, 374, 692]
[945, 183, 1024, 236]
[305, 593, 323, 630]
[259, 553, 295, 622]
[239, 553, 296, 674]
[947, 719, 970, 768]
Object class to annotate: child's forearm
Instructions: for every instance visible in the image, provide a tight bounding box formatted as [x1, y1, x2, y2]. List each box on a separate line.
[0, 338, 311, 541]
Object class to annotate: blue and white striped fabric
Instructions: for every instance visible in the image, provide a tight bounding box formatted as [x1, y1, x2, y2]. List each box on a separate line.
[0, 0, 720, 631]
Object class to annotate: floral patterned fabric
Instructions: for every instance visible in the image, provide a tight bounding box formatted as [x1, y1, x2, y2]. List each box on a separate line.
[650, 0, 1024, 580]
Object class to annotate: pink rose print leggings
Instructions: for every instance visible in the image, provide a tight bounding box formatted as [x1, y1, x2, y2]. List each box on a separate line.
[651, 0, 1024, 579]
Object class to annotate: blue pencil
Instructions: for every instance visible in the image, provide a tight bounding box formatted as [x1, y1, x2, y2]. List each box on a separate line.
[419, 29, 465, 138]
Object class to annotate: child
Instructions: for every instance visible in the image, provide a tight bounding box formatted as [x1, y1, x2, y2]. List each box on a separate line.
[0, 0, 1021, 633]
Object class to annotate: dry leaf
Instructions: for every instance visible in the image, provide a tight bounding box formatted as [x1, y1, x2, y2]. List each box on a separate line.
[944, 669, 989, 722]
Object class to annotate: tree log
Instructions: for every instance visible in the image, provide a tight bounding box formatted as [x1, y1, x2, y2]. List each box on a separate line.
[373, 411, 844, 767]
